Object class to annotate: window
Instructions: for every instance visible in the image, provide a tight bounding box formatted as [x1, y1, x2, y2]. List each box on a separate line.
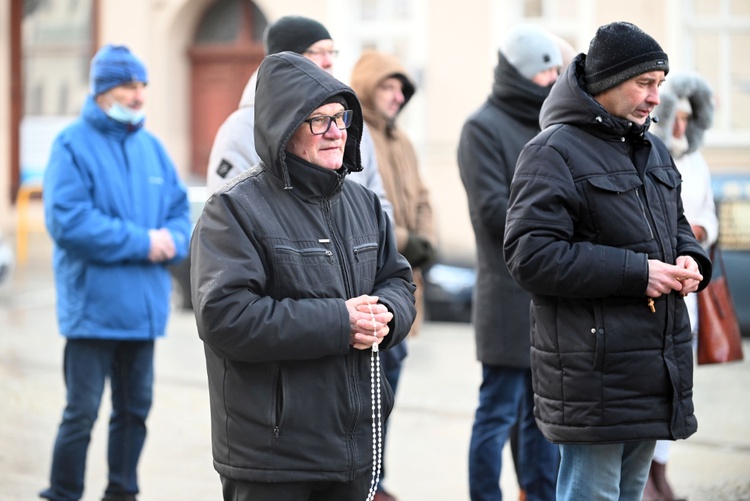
[683, 0, 750, 141]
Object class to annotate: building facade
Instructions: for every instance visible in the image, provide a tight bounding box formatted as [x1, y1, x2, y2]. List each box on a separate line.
[2, 0, 749, 260]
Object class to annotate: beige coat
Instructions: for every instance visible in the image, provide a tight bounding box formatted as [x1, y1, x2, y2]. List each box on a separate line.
[351, 50, 436, 334]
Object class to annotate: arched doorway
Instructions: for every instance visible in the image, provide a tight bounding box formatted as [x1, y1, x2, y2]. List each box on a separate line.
[188, 0, 267, 178]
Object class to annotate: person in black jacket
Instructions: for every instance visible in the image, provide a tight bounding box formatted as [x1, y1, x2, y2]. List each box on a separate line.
[457, 24, 562, 501]
[503, 22, 712, 501]
[190, 51, 416, 501]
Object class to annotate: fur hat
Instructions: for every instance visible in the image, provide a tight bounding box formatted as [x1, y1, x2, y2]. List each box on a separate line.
[264, 16, 331, 56]
[90, 44, 148, 96]
[585, 22, 669, 95]
[652, 71, 714, 154]
[500, 24, 563, 81]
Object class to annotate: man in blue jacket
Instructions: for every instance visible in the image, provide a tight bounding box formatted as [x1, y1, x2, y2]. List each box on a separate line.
[40, 44, 191, 501]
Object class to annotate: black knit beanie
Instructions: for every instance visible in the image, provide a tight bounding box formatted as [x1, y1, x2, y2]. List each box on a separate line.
[585, 21, 669, 95]
[264, 16, 331, 56]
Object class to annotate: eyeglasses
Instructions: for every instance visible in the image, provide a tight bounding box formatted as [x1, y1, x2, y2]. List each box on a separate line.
[303, 110, 353, 135]
[304, 49, 339, 58]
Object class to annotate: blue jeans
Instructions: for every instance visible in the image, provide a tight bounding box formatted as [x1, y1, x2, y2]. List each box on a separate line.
[40, 339, 155, 501]
[557, 441, 656, 501]
[469, 366, 558, 501]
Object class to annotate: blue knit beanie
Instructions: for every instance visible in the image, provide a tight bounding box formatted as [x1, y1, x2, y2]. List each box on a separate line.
[90, 44, 148, 96]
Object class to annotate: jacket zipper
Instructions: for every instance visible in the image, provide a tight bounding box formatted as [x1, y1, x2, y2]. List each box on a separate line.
[634, 189, 654, 240]
[321, 197, 360, 481]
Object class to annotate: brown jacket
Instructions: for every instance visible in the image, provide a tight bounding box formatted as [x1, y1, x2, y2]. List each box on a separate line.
[351, 50, 436, 333]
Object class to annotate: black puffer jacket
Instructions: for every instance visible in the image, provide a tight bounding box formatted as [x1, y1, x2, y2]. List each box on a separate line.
[191, 52, 416, 482]
[504, 54, 712, 444]
[457, 52, 553, 367]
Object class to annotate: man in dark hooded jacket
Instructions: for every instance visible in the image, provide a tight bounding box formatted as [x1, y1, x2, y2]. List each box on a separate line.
[503, 22, 712, 501]
[190, 51, 416, 501]
[457, 24, 562, 501]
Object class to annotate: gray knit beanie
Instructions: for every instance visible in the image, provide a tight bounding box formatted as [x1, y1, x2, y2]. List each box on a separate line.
[501, 24, 563, 81]
[585, 21, 669, 95]
[263, 16, 331, 56]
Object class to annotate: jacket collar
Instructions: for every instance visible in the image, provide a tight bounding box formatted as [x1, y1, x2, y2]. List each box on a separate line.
[488, 52, 552, 127]
[541, 54, 653, 143]
[285, 152, 345, 201]
[82, 94, 144, 138]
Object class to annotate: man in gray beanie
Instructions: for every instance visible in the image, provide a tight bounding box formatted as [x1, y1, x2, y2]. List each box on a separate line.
[457, 23, 561, 501]
[206, 15, 391, 224]
[503, 21, 712, 500]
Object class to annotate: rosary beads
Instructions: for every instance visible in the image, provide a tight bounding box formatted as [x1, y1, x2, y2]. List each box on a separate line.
[365, 303, 382, 501]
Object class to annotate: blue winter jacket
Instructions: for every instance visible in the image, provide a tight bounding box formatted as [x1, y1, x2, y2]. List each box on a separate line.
[43, 95, 191, 340]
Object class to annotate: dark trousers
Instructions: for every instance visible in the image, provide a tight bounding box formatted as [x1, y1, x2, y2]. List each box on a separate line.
[220, 472, 371, 501]
[468, 365, 559, 501]
[40, 339, 154, 501]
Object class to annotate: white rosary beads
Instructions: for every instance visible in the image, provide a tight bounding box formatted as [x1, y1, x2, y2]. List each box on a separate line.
[365, 302, 382, 501]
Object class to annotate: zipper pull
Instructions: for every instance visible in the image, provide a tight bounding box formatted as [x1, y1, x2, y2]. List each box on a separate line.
[647, 297, 656, 313]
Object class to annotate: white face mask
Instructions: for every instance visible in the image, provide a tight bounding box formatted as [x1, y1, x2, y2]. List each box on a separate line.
[106, 101, 145, 125]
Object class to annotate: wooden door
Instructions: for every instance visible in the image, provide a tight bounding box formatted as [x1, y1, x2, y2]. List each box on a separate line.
[188, 0, 266, 178]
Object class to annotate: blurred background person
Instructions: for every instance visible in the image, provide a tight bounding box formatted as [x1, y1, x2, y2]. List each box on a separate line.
[206, 15, 391, 220]
[351, 49, 437, 501]
[39, 44, 192, 501]
[647, 71, 718, 501]
[458, 24, 562, 501]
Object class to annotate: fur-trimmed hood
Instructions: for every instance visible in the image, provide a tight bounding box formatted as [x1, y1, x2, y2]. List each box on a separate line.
[652, 71, 714, 154]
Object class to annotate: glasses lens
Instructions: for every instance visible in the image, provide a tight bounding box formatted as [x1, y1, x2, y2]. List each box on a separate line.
[308, 117, 328, 134]
[334, 110, 353, 130]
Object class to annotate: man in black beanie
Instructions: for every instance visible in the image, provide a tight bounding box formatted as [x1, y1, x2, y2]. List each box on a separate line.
[206, 15, 392, 225]
[503, 21, 712, 501]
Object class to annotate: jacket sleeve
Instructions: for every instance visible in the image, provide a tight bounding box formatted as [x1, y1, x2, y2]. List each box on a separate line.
[44, 135, 152, 264]
[504, 142, 650, 299]
[673, 163, 713, 290]
[457, 115, 512, 237]
[689, 152, 719, 248]
[157, 147, 192, 265]
[205, 108, 260, 193]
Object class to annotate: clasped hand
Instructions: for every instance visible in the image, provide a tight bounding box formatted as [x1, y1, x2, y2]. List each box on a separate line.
[646, 255, 703, 298]
[345, 295, 394, 351]
[148, 228, 176, 263]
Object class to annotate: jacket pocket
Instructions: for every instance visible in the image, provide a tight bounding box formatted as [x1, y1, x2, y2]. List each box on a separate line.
[272, 244, 339, 298]
[647, 166, 682, 246]
[582, 173, 653, 248]
[353, 242, 378, 294]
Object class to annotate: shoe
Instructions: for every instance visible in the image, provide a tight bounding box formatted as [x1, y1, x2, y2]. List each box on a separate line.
[101, 495, 137, 501]
[641, 471, 663, 501]
[649, 460, 687, 501]
[373, 489, 398, 501]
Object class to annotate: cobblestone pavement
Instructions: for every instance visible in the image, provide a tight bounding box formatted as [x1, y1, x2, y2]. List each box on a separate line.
[1, 241, 749, 500]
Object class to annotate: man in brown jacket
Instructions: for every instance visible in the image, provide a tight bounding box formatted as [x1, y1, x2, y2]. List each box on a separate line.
[351, 50, 436, 501]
